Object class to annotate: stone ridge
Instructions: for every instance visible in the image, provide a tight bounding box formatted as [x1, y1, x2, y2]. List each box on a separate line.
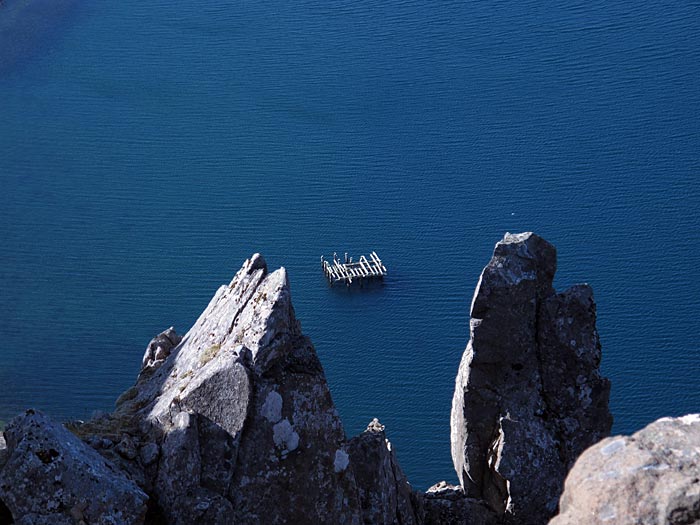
[451, 232, 612, 525]
[8, 235, 696, 525]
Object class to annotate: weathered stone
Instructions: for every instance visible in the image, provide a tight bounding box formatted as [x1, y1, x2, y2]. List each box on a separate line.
[347, 420, 418, 525]
[155, 411, 234, 525]
[139, 442, 159, 467]
[451, 232, 612, 524]
[125, 254, 363, 524]
[141, 326, 182, 371]
[0, 433, 6, 470]
[0, 409, 148, 525]
[550, 414, 700, 525]
[366, 417, 385, 433]
[116, 434, 138, 460]
[419, 483, 497, 525]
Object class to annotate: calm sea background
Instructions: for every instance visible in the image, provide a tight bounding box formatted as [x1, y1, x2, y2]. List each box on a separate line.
[1, 0, 698, 489]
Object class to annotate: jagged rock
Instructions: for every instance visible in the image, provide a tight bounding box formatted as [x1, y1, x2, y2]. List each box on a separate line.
[419, 482, 497, 525]
[139, 442, 159, 467]
[550, 414, 700, 525]
[0, 240, 621, 524]
[141, 326, 182, 371]
[119, 254, 362, 524]
[366, 417, 385, 433]
[451, 232, 612, 524]
[116, 434, 138, 460]
[0, 409, 148, 525]
[347, 420, 418, 525]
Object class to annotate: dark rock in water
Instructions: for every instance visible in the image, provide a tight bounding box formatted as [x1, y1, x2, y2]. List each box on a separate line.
[419, 482, 497, 525]
[451, 232, 612, 524]
[347, 418, 418, 525]
[550, 414, 700, 525]
[0, 409, 148, 525]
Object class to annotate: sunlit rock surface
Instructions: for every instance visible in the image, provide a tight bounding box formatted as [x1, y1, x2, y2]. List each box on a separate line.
[550, 414, 700, 525]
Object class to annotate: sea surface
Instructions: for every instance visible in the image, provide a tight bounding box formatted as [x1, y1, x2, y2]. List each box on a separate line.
[1, 0, 698, 489]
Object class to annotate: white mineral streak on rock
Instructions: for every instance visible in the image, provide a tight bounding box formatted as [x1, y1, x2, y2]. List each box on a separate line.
[600, 438, 625, 456]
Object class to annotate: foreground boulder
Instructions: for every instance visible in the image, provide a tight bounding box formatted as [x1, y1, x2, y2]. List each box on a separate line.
[0, 409, 148, 525]
[550, 414, 700, 525]
[451, 232, 612, 524]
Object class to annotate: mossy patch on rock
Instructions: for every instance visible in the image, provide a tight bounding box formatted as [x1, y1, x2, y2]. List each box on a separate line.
[199, 344, 221, 366]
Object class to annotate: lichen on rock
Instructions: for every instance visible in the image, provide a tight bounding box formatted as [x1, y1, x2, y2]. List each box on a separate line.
[550, 414, 700, 525]
[451, 232, 612, 524]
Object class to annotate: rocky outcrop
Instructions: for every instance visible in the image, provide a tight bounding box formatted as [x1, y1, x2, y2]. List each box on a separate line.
[418, 482, 497, 525]
[550, 414, 700, 525]
[451, 232, 612, 524]
[0, 235, 625, 525]
[105, 253, 363, 524]
[347, 418, 418, 525]
[0, 409, 148, 525]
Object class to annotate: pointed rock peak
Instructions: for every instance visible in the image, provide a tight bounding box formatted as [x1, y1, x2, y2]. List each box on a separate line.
[493, 231, 556, 274]
[237, 267, 299, 365]
[228, 253, 268, 292]
[471, 231, 557, 318]
[365, 418, 386, 433]
[453, 233, 611, 524]
[246, 253, 267, 274]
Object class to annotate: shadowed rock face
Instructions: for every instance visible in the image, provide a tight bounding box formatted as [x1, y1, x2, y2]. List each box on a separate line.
[451, 232, 612, 524]
[0, 409, 148, 525]
[550, 414, 700, 525]
[418, 482, 498, 525]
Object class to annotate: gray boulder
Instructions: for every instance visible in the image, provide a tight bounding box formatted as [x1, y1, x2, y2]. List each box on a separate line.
[451, 232, 612, 524]
[550, 414, 700, 525]
[0, 409, 148, 525]
[347, 418, 418, 525]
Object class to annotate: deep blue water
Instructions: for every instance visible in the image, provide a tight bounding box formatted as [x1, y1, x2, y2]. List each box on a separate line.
[1, 0, 699, 490]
